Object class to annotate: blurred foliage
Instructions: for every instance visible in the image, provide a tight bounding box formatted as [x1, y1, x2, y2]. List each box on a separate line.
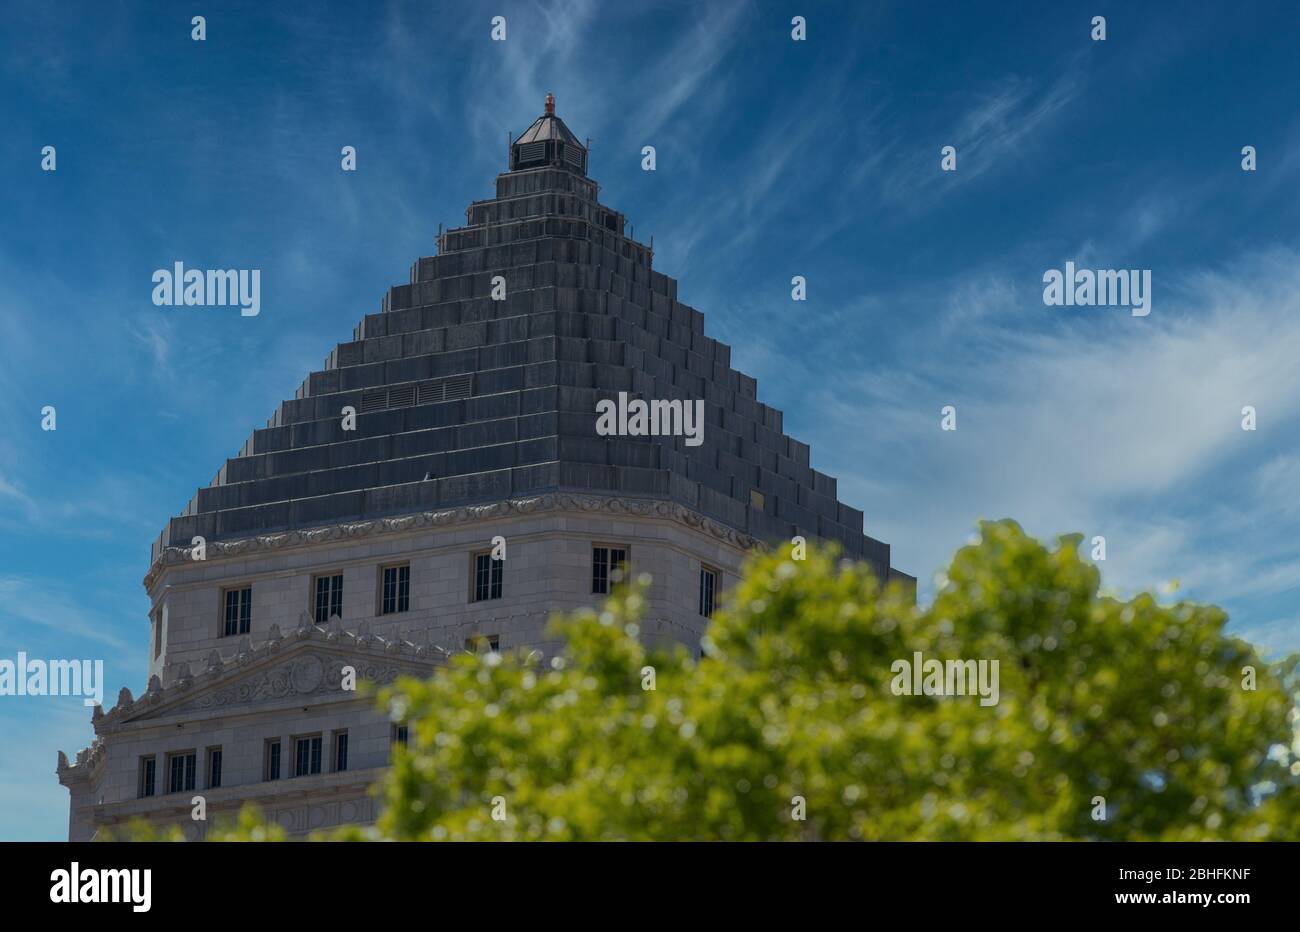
[104, 803, 284, 841]
[116, 521, 1300, 841]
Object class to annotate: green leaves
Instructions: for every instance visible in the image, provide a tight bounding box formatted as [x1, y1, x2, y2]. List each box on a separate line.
[365, 521, 1297, 840]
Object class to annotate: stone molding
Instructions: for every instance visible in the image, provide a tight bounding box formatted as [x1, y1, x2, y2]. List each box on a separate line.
[57, 616, 443, 781]
[144, 492, 762, 590]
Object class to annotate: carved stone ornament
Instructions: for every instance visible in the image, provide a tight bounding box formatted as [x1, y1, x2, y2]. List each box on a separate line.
[145, 493, 761, 589]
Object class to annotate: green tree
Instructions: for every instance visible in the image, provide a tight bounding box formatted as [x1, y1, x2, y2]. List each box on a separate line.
[357, 520, 1300, 841]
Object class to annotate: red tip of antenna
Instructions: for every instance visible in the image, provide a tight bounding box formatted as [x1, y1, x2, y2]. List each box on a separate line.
[545, 93, 555, 115]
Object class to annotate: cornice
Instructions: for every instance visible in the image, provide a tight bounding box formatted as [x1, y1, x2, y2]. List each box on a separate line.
[143, 493, 763, 590]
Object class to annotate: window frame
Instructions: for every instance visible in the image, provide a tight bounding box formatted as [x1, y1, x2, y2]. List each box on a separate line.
[592, 544, 629, 595]
[138, 755, 156, 799]
[471, 551, 503, 602]
[312, 573, 344, 623]
[332, 730, 349, 773]
[151, 606, 164, 660]
[293, 734, 323, 778]
[206, 746, 223, 789]
[379, 563, 411, 616]
[699, 565, 718, 618]
[264, 739, 281, 782]
[166, 750, 196, 794]
[465, 634, 500, 654]
[221, 585, 252, 637]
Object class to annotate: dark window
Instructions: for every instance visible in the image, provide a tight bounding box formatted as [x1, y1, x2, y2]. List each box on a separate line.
[223, 587, 251, 636]
[333, 731, 349, 773]
[473, 553, 503, 602]
[381, 565, 410, 615]
[138, 756, 156, 798]
[168, 752, 196, 794]
[466, 635, 500, 654]
[265, 740, 281, 781]
[207, 747, 223, 789]
[294, 736, 322, 777]
[391, 724, 408, 747]
[314, 574, 343, 622]
[699, 568, 717, 618]
[152, 610, 163, 660]
[592, 546, 627, 594]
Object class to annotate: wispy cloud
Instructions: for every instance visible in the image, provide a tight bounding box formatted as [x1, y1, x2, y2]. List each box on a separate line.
[818, 246, 1300, 630]
[878, 66, 1084, 212]
[0, 575, 136, 658]
[621, 1, 749, 145]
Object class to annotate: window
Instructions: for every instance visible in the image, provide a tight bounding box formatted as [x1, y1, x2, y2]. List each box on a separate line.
[167, 751, 196, 794]
[592, 546, 627, 594]
[699, 567, 717, 617]
[472, 552, 503, 602]
[314, 574, 343, 622]
[223, 587, 251, 637]
[466, 635, 500, 654]
[151, 608, 163, 660]
[380, 564, 410, 615]
[294, 735, 322, 777]
[391, 724, 409, 747]
[138, 756, 156, 799]
[333, 730, 349, 773]
[206, 747, 223, 789]
[264, 739, 281, 781]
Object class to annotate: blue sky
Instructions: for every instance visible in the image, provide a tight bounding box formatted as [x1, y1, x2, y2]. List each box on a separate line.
[2, 1, 1298, 839]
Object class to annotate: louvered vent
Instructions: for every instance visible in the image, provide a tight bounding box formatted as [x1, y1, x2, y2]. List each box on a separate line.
[563, 146, 584, 167]
[516, 141, 545, 163]
[443, 374, 473, 400]
[356, 376, 475, 414]
[417, 375, 473, 404]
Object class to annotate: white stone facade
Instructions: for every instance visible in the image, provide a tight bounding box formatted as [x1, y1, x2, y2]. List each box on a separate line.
[58, 494, 753, 840]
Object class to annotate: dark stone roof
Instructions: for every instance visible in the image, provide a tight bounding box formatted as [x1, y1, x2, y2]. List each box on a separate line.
[515, 113, 582, 147]
[151, 102, 908, 585]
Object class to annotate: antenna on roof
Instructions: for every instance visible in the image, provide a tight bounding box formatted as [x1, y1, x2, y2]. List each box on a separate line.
[545, 92, 555, 115]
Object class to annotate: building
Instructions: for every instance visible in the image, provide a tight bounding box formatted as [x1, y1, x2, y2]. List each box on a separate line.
[57, 96, 912, 840]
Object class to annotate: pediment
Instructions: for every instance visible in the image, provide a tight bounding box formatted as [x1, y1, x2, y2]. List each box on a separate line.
[97, 622, 441, 731]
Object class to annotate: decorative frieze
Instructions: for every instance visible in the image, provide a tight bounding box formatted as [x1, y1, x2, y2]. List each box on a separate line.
[144, 493, 763, 589]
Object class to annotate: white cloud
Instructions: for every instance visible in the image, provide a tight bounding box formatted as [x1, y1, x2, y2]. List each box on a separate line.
[814, 247, 1300, 650]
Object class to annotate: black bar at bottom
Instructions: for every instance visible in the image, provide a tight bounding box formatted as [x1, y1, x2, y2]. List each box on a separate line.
[4, 841, 1288, 916]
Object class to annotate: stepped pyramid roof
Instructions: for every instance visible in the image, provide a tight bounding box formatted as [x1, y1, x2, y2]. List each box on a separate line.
[149, 96, 907, 585]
